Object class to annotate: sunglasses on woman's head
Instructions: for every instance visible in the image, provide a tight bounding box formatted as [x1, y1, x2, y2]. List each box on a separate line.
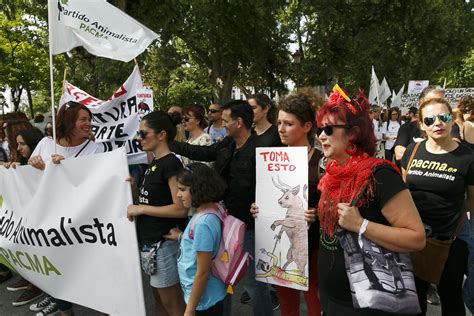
[423, 113, 452, 126]
[316, 124, 350, 136]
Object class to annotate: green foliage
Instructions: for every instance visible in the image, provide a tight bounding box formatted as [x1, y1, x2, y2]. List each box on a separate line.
[0, 0, 472, 119]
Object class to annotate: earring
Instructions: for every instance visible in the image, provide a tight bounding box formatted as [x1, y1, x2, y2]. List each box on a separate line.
[345, 143, 357, 155]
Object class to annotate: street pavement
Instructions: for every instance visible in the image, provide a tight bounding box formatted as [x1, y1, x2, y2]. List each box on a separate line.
[0, 272, 453, 316]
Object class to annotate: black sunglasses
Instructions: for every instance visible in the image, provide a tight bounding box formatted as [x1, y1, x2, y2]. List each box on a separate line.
[423, 113, 452, 127]
[317, 124, 350, 136]
[182, 116, 193, 122]
[137, 130, 148, 139]
[208, 109, 221, 114]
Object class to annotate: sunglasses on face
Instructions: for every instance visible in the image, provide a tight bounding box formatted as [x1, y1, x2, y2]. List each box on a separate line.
[137, 130, 148, 139]
[423, 113, 452, 126]
[182, 116, 194, 122]
[208, 109, 221, 114]
[317, 124, 350, 136]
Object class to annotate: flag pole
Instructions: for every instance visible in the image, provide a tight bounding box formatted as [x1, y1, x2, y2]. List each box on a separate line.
[47, 5, 58, 155]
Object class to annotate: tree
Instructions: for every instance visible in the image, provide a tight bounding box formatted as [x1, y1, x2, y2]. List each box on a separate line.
[129, 0, 288, 104]
[0, 1, 49, 117]
[281, 0, 474, 93]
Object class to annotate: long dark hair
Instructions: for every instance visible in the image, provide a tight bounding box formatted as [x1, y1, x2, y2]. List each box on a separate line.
[16, 127, 44, 165]
[141, 110, 180, 142]
[249, 93, 277, 124]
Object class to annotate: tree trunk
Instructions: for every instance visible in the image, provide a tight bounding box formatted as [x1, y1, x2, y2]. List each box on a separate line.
[26, 88, 34, 118]
[218, 73, 235, 105]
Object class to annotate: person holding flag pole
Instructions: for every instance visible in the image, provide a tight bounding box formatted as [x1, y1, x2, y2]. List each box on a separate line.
[12, 1, 160, 315]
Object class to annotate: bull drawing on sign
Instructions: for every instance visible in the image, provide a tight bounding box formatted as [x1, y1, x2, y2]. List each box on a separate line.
[270, 176, 308, 274]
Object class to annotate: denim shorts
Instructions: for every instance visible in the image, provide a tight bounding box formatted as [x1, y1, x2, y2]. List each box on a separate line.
[150, 240, 180, 288]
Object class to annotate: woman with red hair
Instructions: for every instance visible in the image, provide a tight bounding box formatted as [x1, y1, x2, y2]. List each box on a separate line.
[316, 88, 425, 315]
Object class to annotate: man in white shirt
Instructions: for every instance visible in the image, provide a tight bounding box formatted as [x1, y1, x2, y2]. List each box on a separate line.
[370, 106, 383, 157]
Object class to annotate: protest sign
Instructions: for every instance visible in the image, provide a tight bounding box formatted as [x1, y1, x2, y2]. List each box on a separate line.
[60, 66, 150, 165]
[48, 0, 158, 62]
[255, 147, 309, 291]
[407, 80, 429, 94]
[401, 87, 474, 108]
[0, 148, 145, 315]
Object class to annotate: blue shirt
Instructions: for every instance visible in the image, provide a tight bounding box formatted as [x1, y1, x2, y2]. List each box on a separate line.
[206, 125, 227, 143]
[178, 212, 226, 310]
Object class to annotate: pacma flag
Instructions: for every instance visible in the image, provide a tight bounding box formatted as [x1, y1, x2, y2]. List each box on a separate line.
[48, 0, 158, 62]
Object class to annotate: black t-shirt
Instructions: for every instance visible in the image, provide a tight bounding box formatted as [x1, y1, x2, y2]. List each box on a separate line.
[318, 165, 406, 310]
[394, 120, 421, 152]
[402, 140, 474, 239]
[254, 124, 282, 147]
[136, 153, 186, 245]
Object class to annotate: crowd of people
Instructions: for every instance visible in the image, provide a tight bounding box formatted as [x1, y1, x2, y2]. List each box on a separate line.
[0, 87, 473, 316]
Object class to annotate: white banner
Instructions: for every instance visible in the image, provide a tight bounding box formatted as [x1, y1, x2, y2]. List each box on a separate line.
[0, 148, 145, 315]
[48, 0, 158, 62]
[60, 66, 150, 165]
[255, 147, 309, 291]
[401, 87, 474, 108]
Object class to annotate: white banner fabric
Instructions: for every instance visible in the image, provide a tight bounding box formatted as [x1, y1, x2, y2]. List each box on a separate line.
[255, 147, 309, 291]
[0, 148, 145, 315]
[48, 0, 158, 62]
[60, 66, 149, 165]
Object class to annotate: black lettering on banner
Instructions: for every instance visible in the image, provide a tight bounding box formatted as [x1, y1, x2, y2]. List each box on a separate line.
[0, 210, 118, 248]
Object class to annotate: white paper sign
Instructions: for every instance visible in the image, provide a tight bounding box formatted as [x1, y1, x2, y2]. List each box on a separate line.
[255, 147, 309, 291]
[407, 80, 429, 95]
[0, 148, 145, 315]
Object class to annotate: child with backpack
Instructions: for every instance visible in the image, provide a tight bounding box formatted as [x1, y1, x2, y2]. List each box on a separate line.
[165, 163, 248, 316]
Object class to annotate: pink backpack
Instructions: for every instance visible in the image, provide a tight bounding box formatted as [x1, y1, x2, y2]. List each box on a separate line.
[189, 204, 250, 294]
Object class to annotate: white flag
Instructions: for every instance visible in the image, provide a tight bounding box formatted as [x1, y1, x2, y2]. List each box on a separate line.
[48, 0, 159, 62]
[391, 84, 405, 108]
[378, 77, 391, 104]
[368, 66, 380, 105]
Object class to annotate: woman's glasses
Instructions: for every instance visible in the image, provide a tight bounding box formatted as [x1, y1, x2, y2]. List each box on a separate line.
[317, 125, 350, 136]
[423, 113, 452, 126]
[208, 109, 221, 114]
[182, 116, 194, 122]
[137, 130, 148, 139]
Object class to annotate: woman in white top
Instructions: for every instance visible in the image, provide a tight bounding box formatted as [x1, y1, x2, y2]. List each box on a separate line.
[28, 101, 99, 316]
[29, 102, 99, 169]
[181, 105, 212, 167]
[382, 107, 401, 162]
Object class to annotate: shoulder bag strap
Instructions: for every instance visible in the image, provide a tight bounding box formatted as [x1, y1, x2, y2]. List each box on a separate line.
[74, 140, 91, 158]
[402, 142, 420, 183]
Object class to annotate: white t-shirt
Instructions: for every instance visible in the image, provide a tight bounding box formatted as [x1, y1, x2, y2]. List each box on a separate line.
[372, 119, 383, 144]
[32, 137, 100, 163]
[382, 120, 401, 150]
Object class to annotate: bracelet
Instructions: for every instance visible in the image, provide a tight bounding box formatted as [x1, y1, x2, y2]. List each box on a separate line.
[178, 232, 183, 242]
[358, 218, 369, 236]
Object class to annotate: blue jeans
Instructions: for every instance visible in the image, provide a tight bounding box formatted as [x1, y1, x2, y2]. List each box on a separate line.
[461, 217, 474, 313]
[223, 229, 273, 316]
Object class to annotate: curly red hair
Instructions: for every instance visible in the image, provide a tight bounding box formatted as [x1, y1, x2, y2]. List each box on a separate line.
[316, 89, 377, 156]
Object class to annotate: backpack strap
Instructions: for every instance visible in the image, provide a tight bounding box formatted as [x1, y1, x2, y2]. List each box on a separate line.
[188, 206, 224, 239]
